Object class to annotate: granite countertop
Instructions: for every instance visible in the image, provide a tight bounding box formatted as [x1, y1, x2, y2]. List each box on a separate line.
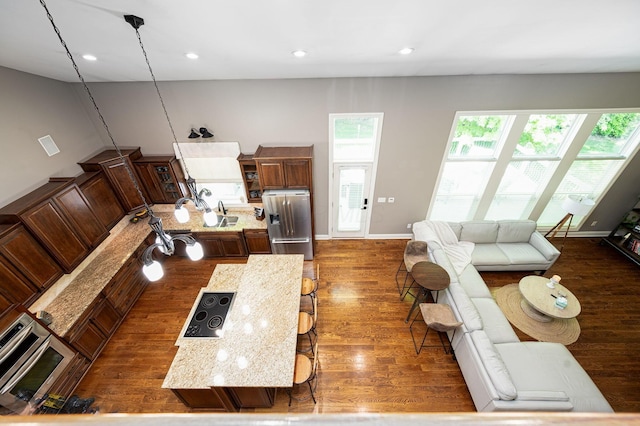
[162, 254, 304, 389]
[30, 205, 267, 338]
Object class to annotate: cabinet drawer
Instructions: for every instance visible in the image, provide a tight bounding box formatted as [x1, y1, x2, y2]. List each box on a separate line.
[104, 257, 147, 315]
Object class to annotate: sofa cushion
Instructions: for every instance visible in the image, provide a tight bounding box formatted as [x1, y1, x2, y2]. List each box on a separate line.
[495, 342, 613, 412]
[457, 264, 493, 298]
[472, 244, 510, 266]
[470, 330, 517, 400]
[497, 243, 548, 265]
[471, 298, 520, 344]
[460, 221, 499, 243]
[448, 283, 483, 331]
[496, 220, 536, 243]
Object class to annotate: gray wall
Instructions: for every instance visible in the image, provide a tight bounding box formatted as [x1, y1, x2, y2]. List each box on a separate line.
[2, 66, 639, 236]
[0, 66, 105, 206]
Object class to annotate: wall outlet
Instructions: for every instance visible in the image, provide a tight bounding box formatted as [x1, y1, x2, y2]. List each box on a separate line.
[388, 197, 395, 203]
[377, 197, 386, 203]
[407, 223, 412, 229]
[591, 221, 598, 226]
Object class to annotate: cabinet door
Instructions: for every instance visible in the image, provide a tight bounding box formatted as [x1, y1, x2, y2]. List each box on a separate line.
[0, 257, 38, 307]
[197, 234, 225, 258]
[257, 161, 285, 189]
[21, 201, 88, 272]
[0, 225, 62, 290]
[69, 319, 107, 361]
[92, 298, 121, 336]
[243, 229, 271, 254]
[220, 233, 248, 257]
[134, 163, 166, 203]
[283, 159, 311, 189]
[52, 185, 108, 248]
[79, 173, 124, 229]
[104, 256, 147, 315]
[102, 158, 146, 213]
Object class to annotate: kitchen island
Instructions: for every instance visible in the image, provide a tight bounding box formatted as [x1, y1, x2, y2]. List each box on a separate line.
[162, 254, 304, 411]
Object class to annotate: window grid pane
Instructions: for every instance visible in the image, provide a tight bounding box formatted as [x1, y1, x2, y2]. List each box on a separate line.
[515, 114, 579, 157]
[333, 117, 378, 162]
[449, 115, 511, 159]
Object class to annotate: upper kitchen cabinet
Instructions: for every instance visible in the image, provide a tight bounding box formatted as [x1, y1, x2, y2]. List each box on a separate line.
[78, 148, 148, 214]
[133, 155, 188, 204]
[75, 172, 125, 230]
[237, 153, 262, 203]
[253, 146, 313, 190]
[0, 223, 62, 292]
[0, 178, 107, 273]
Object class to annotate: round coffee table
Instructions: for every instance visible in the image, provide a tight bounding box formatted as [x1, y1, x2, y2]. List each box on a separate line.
[404, 261, 450, 322]
[518, 275, 581, 323]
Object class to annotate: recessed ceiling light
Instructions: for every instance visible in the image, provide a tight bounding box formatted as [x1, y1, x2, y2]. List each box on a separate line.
[185, 52, 199, 60]
[292, 50, 307, 58]
[82, 54, 97, 61]
[399, 47, 414, 55]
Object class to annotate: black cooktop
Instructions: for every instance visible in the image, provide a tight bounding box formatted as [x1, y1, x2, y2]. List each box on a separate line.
[183, 292, 236, 338]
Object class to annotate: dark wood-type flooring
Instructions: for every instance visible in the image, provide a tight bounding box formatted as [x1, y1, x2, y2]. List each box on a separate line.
[74, 237, 640, 414]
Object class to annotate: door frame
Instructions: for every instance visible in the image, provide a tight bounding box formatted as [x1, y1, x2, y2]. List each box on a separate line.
[328, 113, 384, 238]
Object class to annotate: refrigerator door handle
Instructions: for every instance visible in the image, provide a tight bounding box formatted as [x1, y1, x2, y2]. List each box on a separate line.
[271, 237, 310, 244]
[286, 199, 295, 237]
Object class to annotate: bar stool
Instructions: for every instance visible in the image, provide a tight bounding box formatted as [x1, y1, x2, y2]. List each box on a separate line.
[288, 342, 319, 406]
[301, 264, 319, 314]
[410, 303, 462, 358]
[395, 240, 429, 300]
[297, 297, 318, 354]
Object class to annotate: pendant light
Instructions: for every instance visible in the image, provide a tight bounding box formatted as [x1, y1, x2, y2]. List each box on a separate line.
[38, 0, 203, 282]
[124, 15, 217, 227]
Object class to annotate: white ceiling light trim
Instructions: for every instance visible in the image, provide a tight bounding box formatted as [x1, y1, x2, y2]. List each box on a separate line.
[185, 52, 199, 59]
[82, 54, 97, 61]
[292, 50, 307, 58]
[398, 47, 414, 55]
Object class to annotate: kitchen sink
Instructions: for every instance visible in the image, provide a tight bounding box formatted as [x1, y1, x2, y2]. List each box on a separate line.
[216, 216, 239, 227]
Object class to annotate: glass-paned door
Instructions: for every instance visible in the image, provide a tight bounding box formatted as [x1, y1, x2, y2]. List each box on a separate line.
[329, 113, 383, 238]
[332, 164, 371, 237]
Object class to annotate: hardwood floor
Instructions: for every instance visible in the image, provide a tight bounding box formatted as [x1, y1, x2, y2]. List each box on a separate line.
[73, 237, 640, 414]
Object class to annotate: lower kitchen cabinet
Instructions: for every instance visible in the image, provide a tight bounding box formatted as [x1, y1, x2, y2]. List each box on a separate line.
[243, 229, 271, 254]
[195, 232, 248, 258]
[103, 243, 148, 316]
[67, 295, 121, 361]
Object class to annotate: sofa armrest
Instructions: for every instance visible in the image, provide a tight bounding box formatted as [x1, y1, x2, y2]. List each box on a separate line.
[529, 231, 560, 261]
[516, 390, 570, 402]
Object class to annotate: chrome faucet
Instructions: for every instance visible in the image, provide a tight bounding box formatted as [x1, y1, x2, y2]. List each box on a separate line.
[217, 200, 227, 215]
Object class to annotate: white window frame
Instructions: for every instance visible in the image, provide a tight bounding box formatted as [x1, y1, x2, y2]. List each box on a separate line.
[428, 108, 640, 229]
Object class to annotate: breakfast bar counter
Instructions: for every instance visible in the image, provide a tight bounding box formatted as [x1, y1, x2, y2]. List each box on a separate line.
[162, 254, 304, 411]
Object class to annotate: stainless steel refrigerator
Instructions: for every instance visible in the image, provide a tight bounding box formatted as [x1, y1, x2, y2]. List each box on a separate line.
[262, 189, 313, 260]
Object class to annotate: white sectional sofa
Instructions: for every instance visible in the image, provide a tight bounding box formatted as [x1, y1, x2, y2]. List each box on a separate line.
[412, 220, 613, 412]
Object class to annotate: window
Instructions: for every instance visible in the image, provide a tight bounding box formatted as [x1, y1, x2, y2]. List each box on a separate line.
[173, 142, 246, 206]
[430, 110, 640, 229]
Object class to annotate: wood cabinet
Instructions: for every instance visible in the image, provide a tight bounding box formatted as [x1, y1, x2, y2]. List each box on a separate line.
[0, 223, 62, 292]
[0, 179, 108, 273]
[103, 245, 148, 316]
[76, 171, 124, 230]
[134, 156, 187, 204]
[243, 229, 271, 254]
[78, 148, 148, 214]
[602, 208, 640, 266]
[254, 145, 313, 190]
[0, 256, 38, 311]
[67, 296, 118, 360]
[195, 232, 248, 258]
[237, 153, 262, 203]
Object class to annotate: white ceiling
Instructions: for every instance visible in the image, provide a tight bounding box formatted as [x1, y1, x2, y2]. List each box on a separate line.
[1, 0, 639, 83]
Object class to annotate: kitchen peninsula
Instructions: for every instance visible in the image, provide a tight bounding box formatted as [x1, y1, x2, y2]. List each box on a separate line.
[162, 254, 304, 411]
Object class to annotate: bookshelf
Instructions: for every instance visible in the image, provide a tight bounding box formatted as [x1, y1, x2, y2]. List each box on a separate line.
[602, 208, 640, 266]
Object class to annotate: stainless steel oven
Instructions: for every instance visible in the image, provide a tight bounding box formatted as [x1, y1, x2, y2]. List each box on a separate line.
[0, 312, 74, 414]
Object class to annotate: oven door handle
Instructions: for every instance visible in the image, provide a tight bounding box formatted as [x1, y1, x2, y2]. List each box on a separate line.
[0, 336, 51, 394]
[0, 324, 35, 365]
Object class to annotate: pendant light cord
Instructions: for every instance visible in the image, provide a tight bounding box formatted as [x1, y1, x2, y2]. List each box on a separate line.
[38, 0, 153, 215]
[129, 26, 193, 180]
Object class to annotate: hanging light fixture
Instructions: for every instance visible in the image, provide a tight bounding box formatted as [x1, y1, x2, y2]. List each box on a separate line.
[124, 15, 217, 227]
[38, 0, 204, 282]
